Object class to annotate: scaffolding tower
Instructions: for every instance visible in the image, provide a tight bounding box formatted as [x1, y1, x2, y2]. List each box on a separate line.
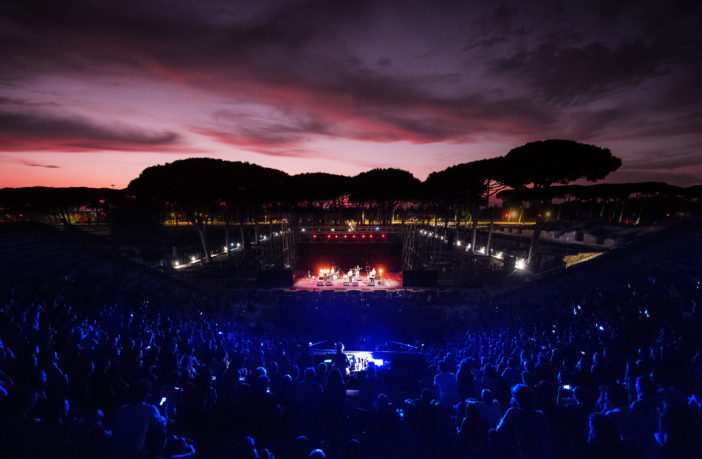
[257, 222, 296, 269]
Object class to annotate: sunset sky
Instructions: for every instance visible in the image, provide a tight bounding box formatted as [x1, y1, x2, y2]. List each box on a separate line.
[1, 0, 701, 188]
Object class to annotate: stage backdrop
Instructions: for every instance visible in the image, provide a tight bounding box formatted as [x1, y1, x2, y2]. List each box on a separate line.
[297, 242, 402, 273]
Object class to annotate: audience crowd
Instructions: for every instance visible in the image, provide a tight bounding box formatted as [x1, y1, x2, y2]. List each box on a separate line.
[1, 223, 701, 458]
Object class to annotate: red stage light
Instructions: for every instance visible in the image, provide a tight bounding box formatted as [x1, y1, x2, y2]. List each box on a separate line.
[327, 234, 331, 239]
[334, 235, 338, 238]
[313, 234, 317, 238]
[343, 235, 347, 239]
[381, 234, 385, 238]
[361, 234, 366, 238]
[352, 235, 356, 238]
[369, 234, 373, 238]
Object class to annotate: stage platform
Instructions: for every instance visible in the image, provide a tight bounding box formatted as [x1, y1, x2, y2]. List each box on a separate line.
[293, 272, 402, 291]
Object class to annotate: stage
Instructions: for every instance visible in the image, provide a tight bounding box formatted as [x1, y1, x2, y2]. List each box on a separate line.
[293, 271, 403, 291]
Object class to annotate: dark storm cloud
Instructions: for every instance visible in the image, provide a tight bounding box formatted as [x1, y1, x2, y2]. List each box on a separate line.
[208, 109, 333, 146]
[0, 97, 60, 108]
[0, 0, 700, 184]
[0, 110, 180, 151]
[3, 0, 697, 115]
[18, 159, 60, 168]
[489, 40, 668, 105]
[626, 144, 702, 172]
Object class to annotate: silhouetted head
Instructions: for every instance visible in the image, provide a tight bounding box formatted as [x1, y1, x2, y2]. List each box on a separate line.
[327, 368, 343, 387]
[602, 385, 624, 410]
[281, 374, 293, 391]
[588, 412, 619, 445]
[636, 375, 655, 400]
[253, 374, 270, 393]
[254, 366, 267, 378]
[308, 449, 327, 459]
[521, 370, 537, 387]
[438, 359, 452, 373]
[128, 379, 152, 404]
[293, 436, 310, 459]
[481, 389, 494, 403]
[343, 439, 362, 459]
[235, 436, 257, 459]
[511, 384, 535, 410]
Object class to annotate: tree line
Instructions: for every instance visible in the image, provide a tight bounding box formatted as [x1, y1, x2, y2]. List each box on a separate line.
[1, 139, 700, 264]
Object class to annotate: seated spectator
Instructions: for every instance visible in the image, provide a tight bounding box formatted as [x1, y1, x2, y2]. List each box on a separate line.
[406, 388, 439, 434]
[297, 367, 322, 427]
[603, 385, 660, 459]
[585, 412, 643, 459]
[501, 358, 523, 389]
[457, 358, 475, 400]
[247, 374, 281, 438]
[460, 388, 502, 445]
[163, 435, 196, 459]
[72, 409, 112, 458]
[656, 400, 701, 459]
[491, 384, 553, 459]
[368, 393, 398, 436]
[110, 379, 166, 459]
[434, 359, 459, 409]
[323, 368, 346, 429]
[275, 374, 301, 434]
[358, 364, 381, 410]
[556, 385, 590, 456]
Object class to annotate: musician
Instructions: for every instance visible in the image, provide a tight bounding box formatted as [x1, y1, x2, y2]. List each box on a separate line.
[333, 342, 350, 376]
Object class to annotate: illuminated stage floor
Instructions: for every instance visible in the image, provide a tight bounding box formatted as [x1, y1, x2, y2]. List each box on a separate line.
[293, 272, 403, 291]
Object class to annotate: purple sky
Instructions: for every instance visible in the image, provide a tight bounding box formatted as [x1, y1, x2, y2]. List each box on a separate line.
[1, 0, 701, 188]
